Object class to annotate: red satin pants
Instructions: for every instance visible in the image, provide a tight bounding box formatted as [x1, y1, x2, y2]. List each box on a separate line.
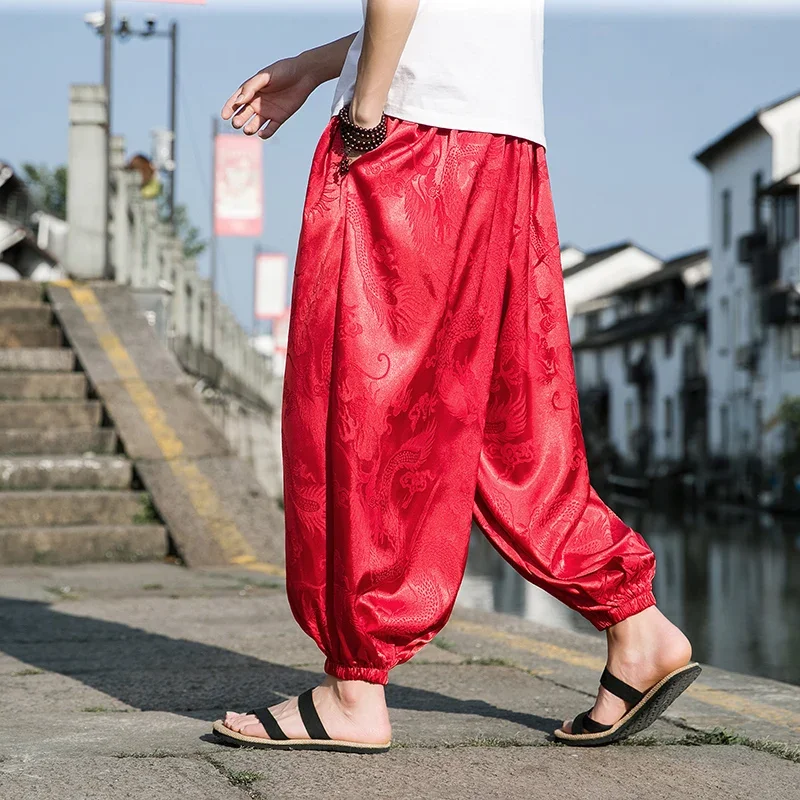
[282, 117, 656, 685]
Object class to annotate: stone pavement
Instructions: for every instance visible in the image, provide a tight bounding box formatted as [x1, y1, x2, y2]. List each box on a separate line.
[0, 564, 798, 800]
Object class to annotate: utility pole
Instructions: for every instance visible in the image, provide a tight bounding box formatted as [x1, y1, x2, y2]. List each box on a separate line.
[103, 0, 113, 277]
[168, 20, 178, 224]
[210, 116, 219, 358]
[89, 11, 180, 229]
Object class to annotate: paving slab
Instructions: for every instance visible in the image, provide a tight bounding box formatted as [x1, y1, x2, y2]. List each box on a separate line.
[443, 607, 800, 746]
[208, 745, 800, 800]
[0, 756, 245, 800]
[1, 563, 799, 800]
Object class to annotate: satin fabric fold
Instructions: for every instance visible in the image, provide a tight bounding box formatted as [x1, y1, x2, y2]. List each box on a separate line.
[282, 117, 656, 686]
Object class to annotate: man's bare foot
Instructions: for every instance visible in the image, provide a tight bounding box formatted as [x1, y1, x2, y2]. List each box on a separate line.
[559, 606, 692, 734]
[220, 675, 392, 745]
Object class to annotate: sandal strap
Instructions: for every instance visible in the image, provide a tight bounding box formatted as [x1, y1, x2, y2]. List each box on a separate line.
[298, 688, 331, 741]
[600, 668, 645, 706]
[571, 710, 613, 735]
[247, 706, 289, 741]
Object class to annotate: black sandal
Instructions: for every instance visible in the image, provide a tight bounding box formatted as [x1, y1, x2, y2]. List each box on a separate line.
[211, 688, 391, 754]
[554, 662, 701, 747]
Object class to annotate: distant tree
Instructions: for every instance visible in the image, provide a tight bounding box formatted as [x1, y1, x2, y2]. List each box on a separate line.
[161, 198, 207, 260]
[20, 163, 68, 219]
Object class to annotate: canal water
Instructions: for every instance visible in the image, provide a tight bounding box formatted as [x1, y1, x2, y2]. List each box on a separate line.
[460, 503, 800, 686]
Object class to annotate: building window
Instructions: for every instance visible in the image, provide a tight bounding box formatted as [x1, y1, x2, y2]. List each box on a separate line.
[598, 350, 605, 381]
[722, 189, 732, 250]
[664, 332, 674, 358]
[719, 297, 730, 355]
[777, 193, 799, 246]
[573, 351, 583, 384]
[720, 404, 730, 455]
[753, 172, 763, 231]
[623, 342, 631, 367]
[733, 289, 743, 346]
[790, 325, 800, 360]
[585, 311, 600, 334]
[626, 399, 635, 440]
[664, 397, 674, 440]
[754, 399, 763, 452]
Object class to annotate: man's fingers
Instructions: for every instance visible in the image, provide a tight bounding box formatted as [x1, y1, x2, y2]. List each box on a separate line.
[258, 119, 282, 140]
[221, 70, 271, 120]
[243, 113, 269, 136]
[231, 103, 257, 130]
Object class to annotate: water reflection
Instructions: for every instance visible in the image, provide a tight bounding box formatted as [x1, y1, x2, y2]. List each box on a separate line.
[459, 506, 800, 685]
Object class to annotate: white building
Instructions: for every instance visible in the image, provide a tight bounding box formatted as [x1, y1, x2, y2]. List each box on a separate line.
[562, 241, 662, 321]
[696, 90, 800, 469]
[570, 249, 710, 472]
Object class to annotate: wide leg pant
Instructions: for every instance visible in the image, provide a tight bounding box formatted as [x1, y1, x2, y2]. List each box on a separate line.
[282, 117, 656, 685]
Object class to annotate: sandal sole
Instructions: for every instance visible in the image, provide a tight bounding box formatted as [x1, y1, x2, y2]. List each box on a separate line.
[211, 721, 391, 754]
[553, 662, 702, 747]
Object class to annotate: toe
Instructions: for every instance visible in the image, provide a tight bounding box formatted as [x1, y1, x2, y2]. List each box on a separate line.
[560, 719, 572, 734]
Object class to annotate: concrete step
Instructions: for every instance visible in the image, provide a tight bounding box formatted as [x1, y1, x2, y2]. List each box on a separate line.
[0, 428, 117, 455]
[0, 400, 102, 430]
[0, 305, 52, 327]
[0, 282, 44, 306]
[0, 524, 167, 565]
[0, 372, 88, 400]
[0, 455, 132, 491]
[0, 348, 74, 372]
[0, 325, 61, 348]
[0, 490, 153, 527]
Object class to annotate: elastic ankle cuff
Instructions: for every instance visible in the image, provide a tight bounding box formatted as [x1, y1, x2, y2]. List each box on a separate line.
[591, 591, 657, 631]
[324, 659, 389, 685]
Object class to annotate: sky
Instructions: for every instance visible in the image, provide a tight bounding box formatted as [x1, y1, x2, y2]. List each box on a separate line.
[1, 1, 800, 330]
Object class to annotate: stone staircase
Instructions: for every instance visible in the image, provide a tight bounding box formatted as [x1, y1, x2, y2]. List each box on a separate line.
[0, 282, 168, 565]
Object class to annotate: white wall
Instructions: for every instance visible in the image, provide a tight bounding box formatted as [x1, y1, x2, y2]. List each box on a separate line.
[706, 130, 773, 459]
[705, 105, 800, 464]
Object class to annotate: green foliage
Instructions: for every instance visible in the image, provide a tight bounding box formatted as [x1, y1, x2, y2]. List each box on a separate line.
[20, 163, 68, 219]
[225, 770, 264, 788]
[767, 397, 800, 477]
[159, 196, 207, 260]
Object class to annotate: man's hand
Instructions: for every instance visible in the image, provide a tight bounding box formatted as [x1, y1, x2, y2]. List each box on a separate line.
[221, 57, 316, 139]
[221, 34, 358, 139]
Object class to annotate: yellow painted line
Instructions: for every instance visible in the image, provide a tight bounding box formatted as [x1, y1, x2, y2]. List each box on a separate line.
[450, 620, 606, 671]
[449, 619, 800, 733]
[61, 282, 284, 578]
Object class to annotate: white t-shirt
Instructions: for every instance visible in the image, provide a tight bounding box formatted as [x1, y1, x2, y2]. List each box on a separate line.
[332, 0, 546, 147]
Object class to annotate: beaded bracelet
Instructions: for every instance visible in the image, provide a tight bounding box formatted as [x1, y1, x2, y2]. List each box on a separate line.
[338, 105, 387, 174]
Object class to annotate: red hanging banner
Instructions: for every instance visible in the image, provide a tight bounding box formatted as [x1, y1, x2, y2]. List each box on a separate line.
[214, 135, 263, 238]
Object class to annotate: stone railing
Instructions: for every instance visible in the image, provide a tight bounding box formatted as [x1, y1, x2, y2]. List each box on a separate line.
[65, 84, 276, 407]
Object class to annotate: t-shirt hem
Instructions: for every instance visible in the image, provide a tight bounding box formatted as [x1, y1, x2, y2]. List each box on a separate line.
[331, 97, 546, 150]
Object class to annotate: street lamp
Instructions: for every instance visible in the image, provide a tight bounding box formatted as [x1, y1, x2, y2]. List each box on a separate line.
[85, 8, 180, 225]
